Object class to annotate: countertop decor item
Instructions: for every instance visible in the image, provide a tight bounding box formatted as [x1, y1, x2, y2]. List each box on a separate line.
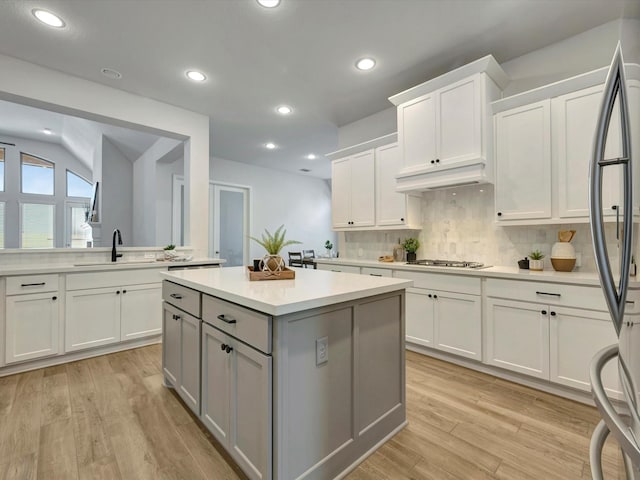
[324, 240, 333, 257]
[250, 224, 301, 274]
[402, 237, 420, 263]
[247, 265, 295, 280]
[378, 255, 394, 262]
[393, 237, 405, 262]
[517, 257, 530, 269]
[163, 243, 178, 260]
[551, 230, 577, 272]
[529, 249, 545, 271]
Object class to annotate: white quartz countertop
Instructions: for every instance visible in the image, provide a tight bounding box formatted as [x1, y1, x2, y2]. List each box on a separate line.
[161, 266, 413, 316]
[314, 258, 640, 287]
[0, 258, 225, 276]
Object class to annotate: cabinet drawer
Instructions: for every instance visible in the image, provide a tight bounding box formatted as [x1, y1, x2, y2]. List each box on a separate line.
[485, 278, 613, 312]
[317, 264, 361, 274]
[361, 267, 393, 278]
[6, 274, 59, 295]
[202, 295, 272, 354]
[392, 270, 480, 295]
[163, 281, 201, 318]
[67, 269, 162, 290]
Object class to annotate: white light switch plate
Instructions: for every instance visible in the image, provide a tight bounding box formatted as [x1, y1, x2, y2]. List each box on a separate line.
[316, 336, 328, 365]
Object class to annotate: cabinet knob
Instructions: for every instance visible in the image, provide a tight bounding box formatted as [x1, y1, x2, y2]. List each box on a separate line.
[430, 160, 435, 164]
[497, 212, 502, 217]
[433, 294, 438, 299]
[52, 296, 57, 301]
[612, 205, 618, 210]
[550, 311, 556, 316]
[435, 159, 440, 163]
[122, 289, 127, 294]
[541, 310, 547, 315]
[225, 345, 233, 354]
[400, 218, 404, 222]
[428, 294, 432, 298]
[220, 343, 227, 351]
[116, 290, 121, 295]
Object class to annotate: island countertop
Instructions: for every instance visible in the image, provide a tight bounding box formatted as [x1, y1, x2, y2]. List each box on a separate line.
[160, 265, 413, 316]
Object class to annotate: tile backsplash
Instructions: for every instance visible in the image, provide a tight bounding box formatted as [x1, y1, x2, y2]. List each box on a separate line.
[342, 184, 628, 273]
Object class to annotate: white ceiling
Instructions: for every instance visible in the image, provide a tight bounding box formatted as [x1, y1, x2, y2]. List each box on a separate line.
[0, 0, 638, 179]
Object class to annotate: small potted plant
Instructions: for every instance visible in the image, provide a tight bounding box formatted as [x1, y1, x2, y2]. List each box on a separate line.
[529, 249, 545, 271]
[250, 225, 301, 273]
[163, 244, 177, 260]
[402, 238, 420, 263]
[324, 240, 333, 257]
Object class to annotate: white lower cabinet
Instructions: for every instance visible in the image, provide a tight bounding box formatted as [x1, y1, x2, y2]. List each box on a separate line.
[162, 302, 201, 414]
[405, 288, 434, 348]
[484, 298, 550, 379]
[6, 292, 60, 364]
[316, 264, 361, 274]
[201, 323, 272, 480]
[66, 283, 161, 352]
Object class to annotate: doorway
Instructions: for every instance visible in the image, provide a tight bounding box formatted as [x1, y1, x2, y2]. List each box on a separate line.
[209, 183, 250, 266]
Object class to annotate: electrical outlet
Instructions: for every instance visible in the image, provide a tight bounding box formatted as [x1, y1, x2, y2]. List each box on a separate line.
[316, 336, 328, 365]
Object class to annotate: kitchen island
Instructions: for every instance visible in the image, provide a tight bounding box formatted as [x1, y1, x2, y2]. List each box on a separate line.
[160, 266, 412, 480]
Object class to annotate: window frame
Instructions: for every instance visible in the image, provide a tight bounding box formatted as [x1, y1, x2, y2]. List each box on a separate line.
[65, 168, 93, 199]
[20, 151, 55, 196]
[0, 147, 4, 193]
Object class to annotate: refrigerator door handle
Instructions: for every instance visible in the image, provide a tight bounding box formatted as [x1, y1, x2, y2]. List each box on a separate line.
[590, 344, 640, 469]
[589, 42, 633, 337]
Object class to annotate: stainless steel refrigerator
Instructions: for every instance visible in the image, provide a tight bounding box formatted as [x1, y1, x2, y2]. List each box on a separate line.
[589, 43, 640, 479]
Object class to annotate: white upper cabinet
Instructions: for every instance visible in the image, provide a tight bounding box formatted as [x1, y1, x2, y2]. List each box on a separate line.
[390, 55, 508, 192]
[328, 134, 421, 231]
[493, 66, 640, 225]
[495, 100, 552, 221]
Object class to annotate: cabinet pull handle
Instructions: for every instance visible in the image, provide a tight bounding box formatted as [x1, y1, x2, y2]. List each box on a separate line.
[169, 293, 183, 299]
[175, 314, 181, 321]
[331, 270, 341, 272]
[550, 311, 556, 316]
[217, 314, 237, 324]
[541, 310, 547, 315]
[220, 343, 227, 351]
[52, 296, 57, 301]
[370, 274, 382, 277]
[21, 282, 45, 287]
[225, 345, 233, 354]
[536, 291, 561, 297]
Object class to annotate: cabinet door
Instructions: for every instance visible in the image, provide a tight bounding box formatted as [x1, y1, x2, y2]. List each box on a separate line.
[231, 340, 272, 480]
[550, 307, 621, 397]
[375, 143, 407, 226]
[433, 290, 481, 360]
[331, 158, 351, 228]
[398, 93, 437, 171]
[179, 311, 201, 415]
[484, 298, 550, 379]
[495, 100, 552, 221]
[405, 288, 434, 348]
[349, 150, 375, 227]
[437, 75, 482, 166]
[201, 323, 232, 447]
[65, 287, 121, 352]
[162, 304, 181, 386]
[6, 293, 59, 363]
[554, 85, 622, 218]
[121, 283, 162, 341]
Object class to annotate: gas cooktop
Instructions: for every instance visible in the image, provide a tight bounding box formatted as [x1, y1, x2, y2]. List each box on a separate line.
[407, 259, 490, 269]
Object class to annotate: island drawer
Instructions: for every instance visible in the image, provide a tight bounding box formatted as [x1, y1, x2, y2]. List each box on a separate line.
[163, 281, 201, 318]
[6, 274, 59, 295]
[202, 295, 272, 354]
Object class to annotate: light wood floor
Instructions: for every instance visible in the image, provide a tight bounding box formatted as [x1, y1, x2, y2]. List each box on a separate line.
[0, 346, 625, 479]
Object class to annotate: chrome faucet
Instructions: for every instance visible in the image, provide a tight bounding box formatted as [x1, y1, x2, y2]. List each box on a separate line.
[112, 229, 123, 262]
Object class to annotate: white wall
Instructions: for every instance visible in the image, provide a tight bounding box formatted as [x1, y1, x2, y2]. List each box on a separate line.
[337, 107, 397, 149]
[101, 137, 133, 247]
[156, 157, 184, 247]
[0, 53, 210, 257]
[210, 157, 335, 260]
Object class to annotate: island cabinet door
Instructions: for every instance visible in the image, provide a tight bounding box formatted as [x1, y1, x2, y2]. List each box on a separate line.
[162, 304, 180, 386]
[201, 323, 232, 447]
[178, 311, 201, 415]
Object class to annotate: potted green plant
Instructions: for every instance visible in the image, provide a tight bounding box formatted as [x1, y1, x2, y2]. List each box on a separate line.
[250, 225, 301, 272]
[324, 240, 333, 257]
[529, 249, 545, 271]
[402, 238, 420, 263]
[163, 244, 177, 260]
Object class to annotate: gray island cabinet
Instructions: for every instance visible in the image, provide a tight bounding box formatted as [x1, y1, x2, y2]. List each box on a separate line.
[160, 266, 411, 480]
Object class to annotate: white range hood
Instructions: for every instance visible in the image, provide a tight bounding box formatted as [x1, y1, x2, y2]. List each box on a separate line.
[395, 159, 488, 192]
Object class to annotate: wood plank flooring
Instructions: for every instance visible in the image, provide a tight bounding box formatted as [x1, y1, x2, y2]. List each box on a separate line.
[0, 346, 625, 479]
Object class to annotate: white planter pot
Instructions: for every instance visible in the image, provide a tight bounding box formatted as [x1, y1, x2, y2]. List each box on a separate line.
[530, 259, 544, 271]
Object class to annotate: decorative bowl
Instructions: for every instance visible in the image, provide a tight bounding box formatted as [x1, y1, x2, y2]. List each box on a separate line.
[550, 257, 576, 272]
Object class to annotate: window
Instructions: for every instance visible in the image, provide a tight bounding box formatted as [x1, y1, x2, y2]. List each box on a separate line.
[67, 202, 91, 248]
[21, 153, 54, 195]
[0, 148, 4, 192]
[21, 203, 54, 248]
[66, 170, 92, 198]
[0, 202, 4, 248]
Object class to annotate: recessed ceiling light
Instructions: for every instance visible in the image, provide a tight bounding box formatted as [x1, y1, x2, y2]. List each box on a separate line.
[101, 67, 122, 80]
[276, 105, 292, 115]
[257, 0, 280, 7]
[32, 9, 65, 28]
[355, 57, 376, 71]
[186, 70, 206, 82]
[265, 142, 277, 150]
[306, 154, 316, 160]
[43, 128, 53, 135]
